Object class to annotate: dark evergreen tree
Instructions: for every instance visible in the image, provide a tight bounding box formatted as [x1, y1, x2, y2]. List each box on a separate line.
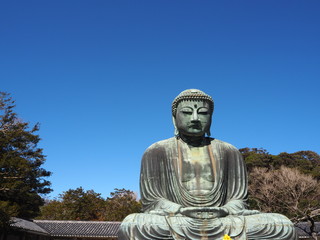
[278, 151, 320, 180]
[0, 92, 52, 228]
[239, 147, 320, 179]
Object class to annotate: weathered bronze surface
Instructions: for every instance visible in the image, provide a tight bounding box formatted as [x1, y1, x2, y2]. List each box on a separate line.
[119, 89, 297, 240]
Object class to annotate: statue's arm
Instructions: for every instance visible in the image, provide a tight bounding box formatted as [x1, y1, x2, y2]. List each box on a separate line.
[139, 144, 183, 216]
[221, 145, 259, 216]
[146, 198, 182, 215]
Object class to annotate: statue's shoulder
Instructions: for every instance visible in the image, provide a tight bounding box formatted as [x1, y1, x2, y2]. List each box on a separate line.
[144, 137, 176, 153]
[209, 138, 239, 152]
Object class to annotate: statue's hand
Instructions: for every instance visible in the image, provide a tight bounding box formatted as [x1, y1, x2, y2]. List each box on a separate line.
[148, 205, 181, 216]
[149, 210, 167, 216]
[179, 207, 228, 219]
[240, 209, 260, 216]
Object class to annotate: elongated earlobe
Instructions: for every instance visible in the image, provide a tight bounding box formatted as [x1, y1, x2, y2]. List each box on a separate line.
[172, 116, 179, 137]
[175, 128, 179, 137]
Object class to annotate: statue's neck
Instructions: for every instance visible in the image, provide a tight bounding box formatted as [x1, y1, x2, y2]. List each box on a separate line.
[179, 134, 206, 147]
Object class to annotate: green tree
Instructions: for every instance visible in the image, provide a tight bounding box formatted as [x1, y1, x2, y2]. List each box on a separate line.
[102, 188, 141, 221]
[38, 187, 141, 221]
[36, 199, 64, 220]
[37, 187, 105, 220]
[0, 92, 52, 228]
[239, 147, 283, 172]
[240, 148, 320, 179]
[279, 151, 320, 180]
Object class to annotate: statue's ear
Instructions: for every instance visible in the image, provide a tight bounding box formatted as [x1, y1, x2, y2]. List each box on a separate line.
[206, 114, 213, 137]
[172, 116, 179, 137]
[206, 130, 211, 137]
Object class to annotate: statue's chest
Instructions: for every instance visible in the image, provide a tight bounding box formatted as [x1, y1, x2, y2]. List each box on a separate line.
[180, 147, 214, 194]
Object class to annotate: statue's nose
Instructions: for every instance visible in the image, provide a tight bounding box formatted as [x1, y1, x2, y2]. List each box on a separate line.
[191, 111, 199, 122]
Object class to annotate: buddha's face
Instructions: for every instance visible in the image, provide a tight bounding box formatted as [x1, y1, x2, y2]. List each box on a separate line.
[175, 100, 212, 137]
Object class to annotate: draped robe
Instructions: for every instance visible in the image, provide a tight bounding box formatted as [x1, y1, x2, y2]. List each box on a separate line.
[119, 137, 297, 240]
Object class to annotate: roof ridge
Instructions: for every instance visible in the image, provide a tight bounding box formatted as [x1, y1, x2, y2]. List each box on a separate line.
[33, 220, 121, 223]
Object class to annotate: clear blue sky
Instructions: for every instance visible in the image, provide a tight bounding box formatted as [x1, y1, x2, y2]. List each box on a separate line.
[1, 1, 319, 199]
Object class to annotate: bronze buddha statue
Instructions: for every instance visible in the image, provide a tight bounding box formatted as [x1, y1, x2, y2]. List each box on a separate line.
[119, 89, 297, 240]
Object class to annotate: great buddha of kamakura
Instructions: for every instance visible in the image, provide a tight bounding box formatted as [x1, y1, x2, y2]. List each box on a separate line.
[119, 89, 297, 240]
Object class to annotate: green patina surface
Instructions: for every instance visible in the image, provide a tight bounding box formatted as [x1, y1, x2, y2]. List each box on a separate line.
[119, 89, 298, 240]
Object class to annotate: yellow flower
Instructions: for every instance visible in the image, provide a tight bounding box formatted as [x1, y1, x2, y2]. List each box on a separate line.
[223, 234, 232, 240]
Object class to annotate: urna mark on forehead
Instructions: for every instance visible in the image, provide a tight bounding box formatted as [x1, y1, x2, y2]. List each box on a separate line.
[172, 89, 214, 116]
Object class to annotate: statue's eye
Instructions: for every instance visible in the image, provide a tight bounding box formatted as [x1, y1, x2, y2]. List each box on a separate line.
[198, 108, 209, 115]
[180, 108, 193, 115]
[198, 111, 208, 115]
[182, 111, 192, 115]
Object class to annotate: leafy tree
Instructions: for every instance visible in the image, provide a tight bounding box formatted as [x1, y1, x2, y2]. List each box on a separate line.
[60, 187, 105, 220]
[239, 148, 281, 171]
[278, 151, 320, 180]
[38, 187, 141, 221]
[36, 199, 64, 220]
[37, 187, 105, 221]
[102, 188, 141, 221]
[240, 148, 320, 179]
[0, 92, 52, 228]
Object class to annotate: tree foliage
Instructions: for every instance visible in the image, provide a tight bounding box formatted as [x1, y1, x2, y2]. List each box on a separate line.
[38, 187, 105, 220]
[102, 188, 142, 221]
[240, 148, 320, 180]
[37, 187, 141, 221]
[0, 92, 52, 228]
[278, 151, 320, 179]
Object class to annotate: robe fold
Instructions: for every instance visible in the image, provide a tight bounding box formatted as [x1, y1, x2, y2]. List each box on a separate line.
[119, 137, 297, 240]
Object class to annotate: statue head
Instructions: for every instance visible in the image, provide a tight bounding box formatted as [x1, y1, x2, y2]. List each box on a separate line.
[172, 89, 214, 138]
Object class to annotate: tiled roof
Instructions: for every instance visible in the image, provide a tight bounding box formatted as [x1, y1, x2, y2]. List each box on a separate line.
[10, 218, 49, 235]
[11, 218, 319, 239]
[295, 222, 320, 237]
[34, 220, 121, 238]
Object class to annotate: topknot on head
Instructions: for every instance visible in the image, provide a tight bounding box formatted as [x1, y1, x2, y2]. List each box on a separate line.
[172, 89, 214, 116]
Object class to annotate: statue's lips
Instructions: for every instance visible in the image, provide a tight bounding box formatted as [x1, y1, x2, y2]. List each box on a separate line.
[188, 124, 201, 129]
